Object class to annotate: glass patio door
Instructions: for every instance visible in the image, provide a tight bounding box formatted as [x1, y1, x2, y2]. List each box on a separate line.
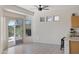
[8, 19, 23, 47]
[15, 19, 23, 45]
[8, 20, 16, 47]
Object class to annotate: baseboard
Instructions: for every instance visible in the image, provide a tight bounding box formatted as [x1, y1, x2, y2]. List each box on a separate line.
[32, 42, 60, 46]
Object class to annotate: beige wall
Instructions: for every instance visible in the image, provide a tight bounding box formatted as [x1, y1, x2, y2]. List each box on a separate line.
[0, 16, 8, 53]
[32, 6, 79, 45]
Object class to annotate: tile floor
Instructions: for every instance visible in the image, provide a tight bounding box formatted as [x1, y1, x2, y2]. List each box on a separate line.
[3, 42, 64, 54]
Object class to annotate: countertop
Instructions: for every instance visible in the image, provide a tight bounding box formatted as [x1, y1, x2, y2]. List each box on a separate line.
[68, 37, 79, 41]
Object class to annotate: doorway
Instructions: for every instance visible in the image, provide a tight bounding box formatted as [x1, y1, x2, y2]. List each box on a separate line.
[8, 19, 23, 47]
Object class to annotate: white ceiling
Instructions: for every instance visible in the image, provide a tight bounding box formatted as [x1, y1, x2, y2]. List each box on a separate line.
[18, 5, 79, 12]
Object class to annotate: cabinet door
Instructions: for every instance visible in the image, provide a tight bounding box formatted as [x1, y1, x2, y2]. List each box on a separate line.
[71, 16, 79, 28]
[69, 41, 79, 54]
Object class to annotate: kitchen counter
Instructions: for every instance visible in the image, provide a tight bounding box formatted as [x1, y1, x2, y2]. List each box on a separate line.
[64, 37, 79, 54]
[69, 37, 79, 41]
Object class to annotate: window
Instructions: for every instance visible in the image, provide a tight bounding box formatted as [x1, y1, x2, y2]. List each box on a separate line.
[54, 16, 59, 22]
[46, 16, 53, 22]
[40, 16, 60, 22]
[40, 17, 45, 22]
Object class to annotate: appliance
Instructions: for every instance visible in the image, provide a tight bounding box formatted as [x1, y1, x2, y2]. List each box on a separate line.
[35, 5, 49, 11]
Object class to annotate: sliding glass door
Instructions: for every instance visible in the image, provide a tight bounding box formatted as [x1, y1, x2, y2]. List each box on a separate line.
[15, 19, 23, 45]
[8, 20, 16, 47]
[8, 19, 23, 47]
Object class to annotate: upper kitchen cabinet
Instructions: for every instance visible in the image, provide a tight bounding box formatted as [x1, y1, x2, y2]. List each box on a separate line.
[71, 16, 79, 28]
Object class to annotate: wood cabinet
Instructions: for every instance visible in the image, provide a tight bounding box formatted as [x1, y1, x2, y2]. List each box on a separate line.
[71, 16, 79, 28]
[69, 41, 79, 54]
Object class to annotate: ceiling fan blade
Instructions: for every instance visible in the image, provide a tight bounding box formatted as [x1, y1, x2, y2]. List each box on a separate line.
[43, 9, 49, 10]
[42, 5, 48, 9]
[34, 5, 39, 8]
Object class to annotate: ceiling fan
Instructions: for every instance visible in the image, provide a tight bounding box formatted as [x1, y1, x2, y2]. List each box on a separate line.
[35, 5, 49, 11]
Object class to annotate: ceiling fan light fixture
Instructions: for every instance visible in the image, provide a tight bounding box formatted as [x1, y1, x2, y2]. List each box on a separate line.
[38, 8, 42, 11]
